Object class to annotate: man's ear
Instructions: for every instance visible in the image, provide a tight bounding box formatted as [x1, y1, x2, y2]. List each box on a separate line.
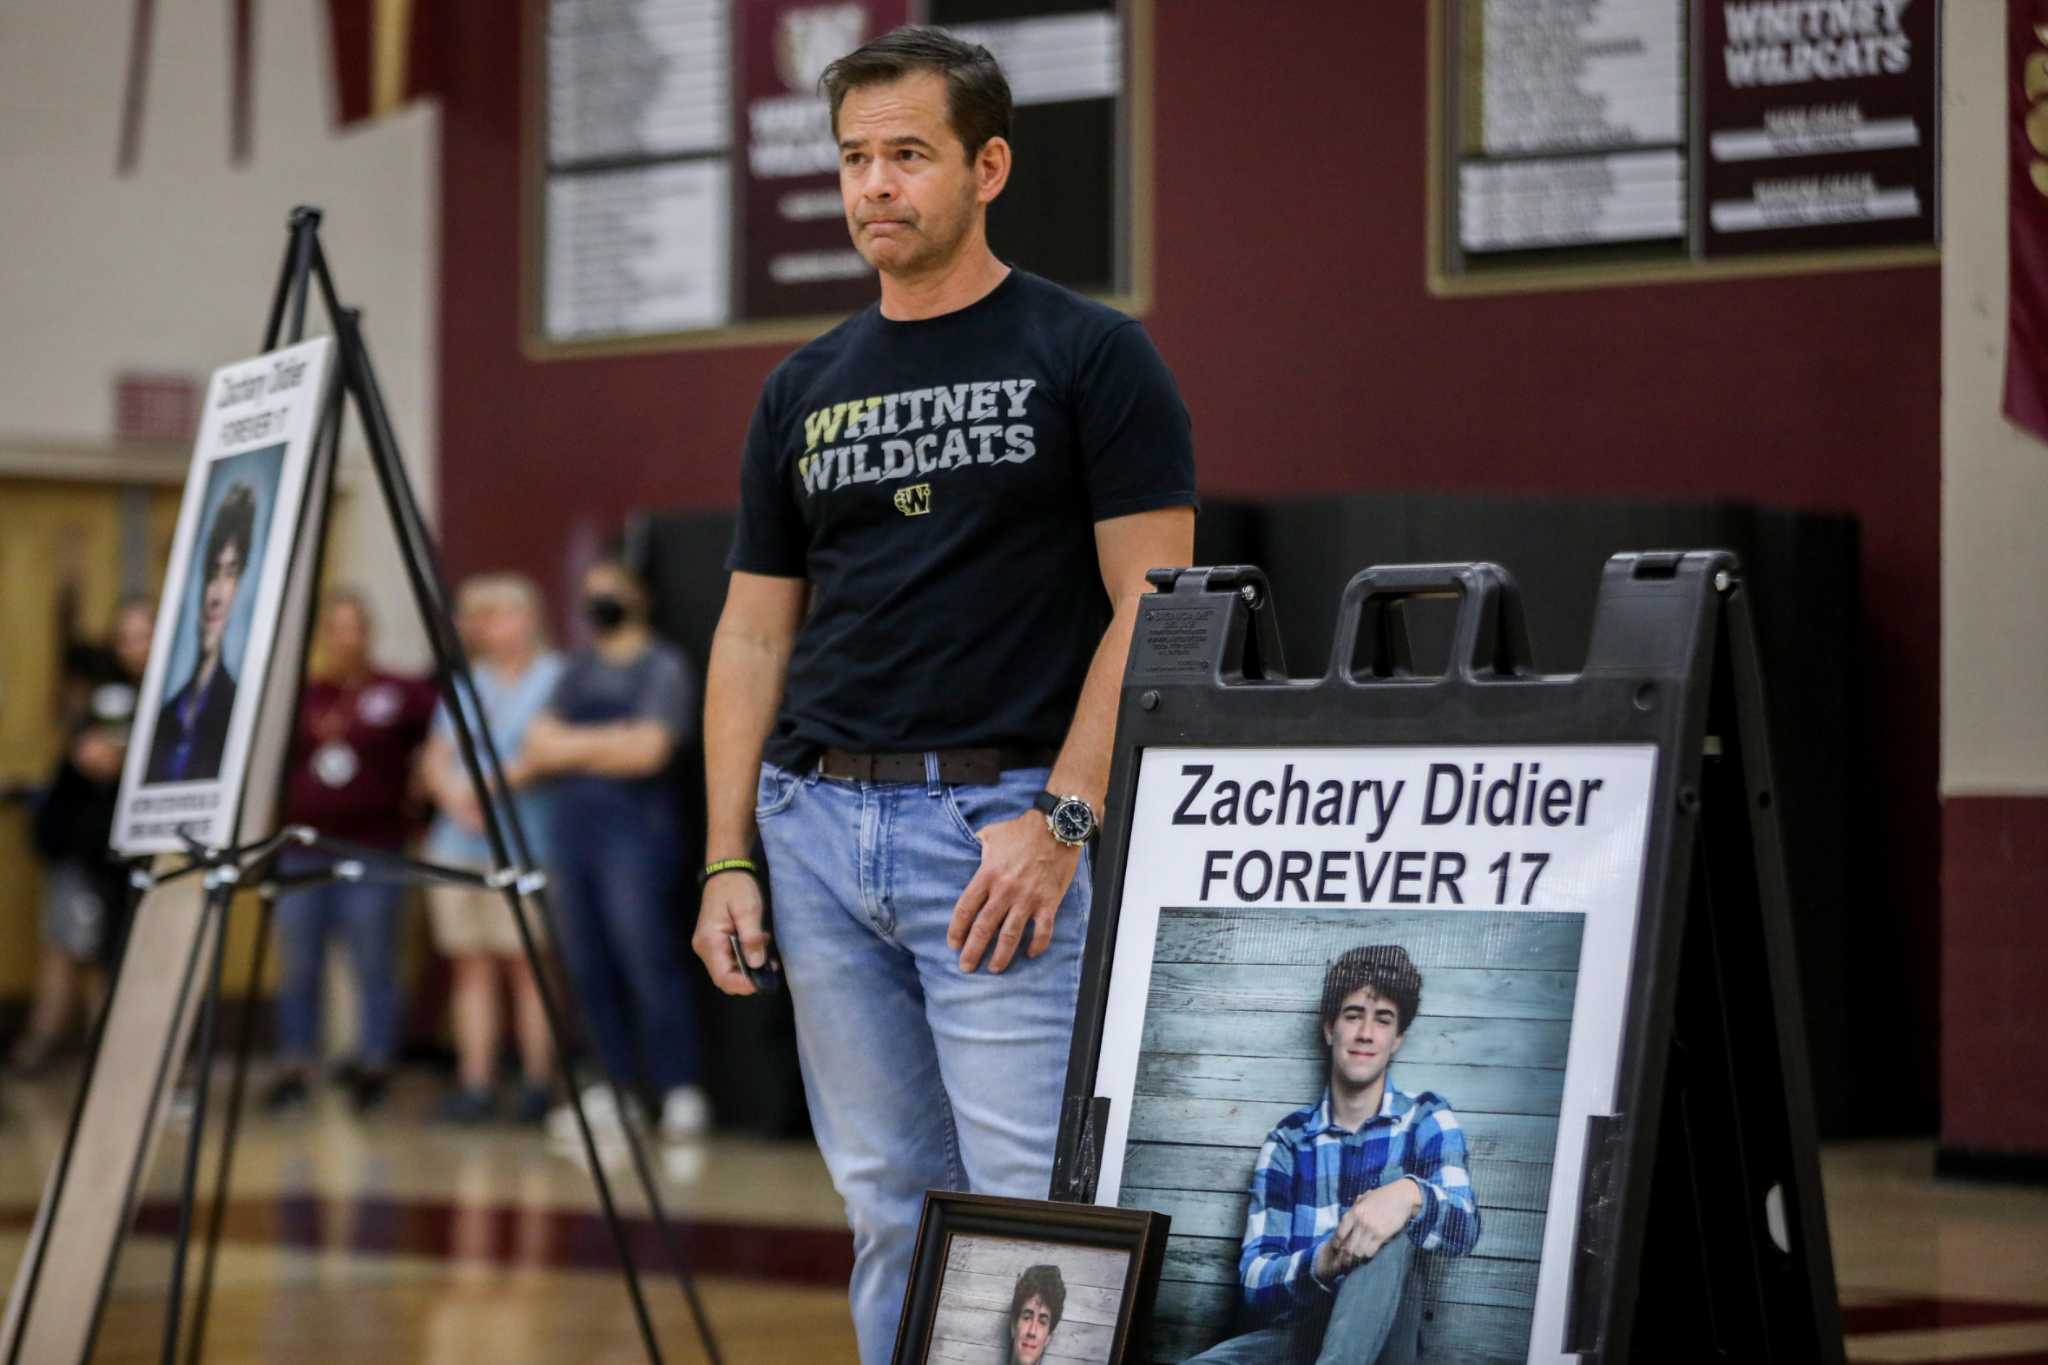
[1322, 1018, 1335, 1049]
[975, 135, 1012, 204]
[1390, 1029, 1406, 1058]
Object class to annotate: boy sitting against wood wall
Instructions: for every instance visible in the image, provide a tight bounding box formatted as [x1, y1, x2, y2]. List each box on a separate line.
[1188, 944, 1481, 1364]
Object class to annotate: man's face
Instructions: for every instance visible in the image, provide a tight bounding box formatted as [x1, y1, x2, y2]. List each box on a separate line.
[472, 599, 532, 661]
[113, 605, 154, 678]
[1010, 1294, 1053, 1365]
[583, 565, 641, 617]
[200, 544, 244, 656]
[837, 71, 989, 278]
[1324, 986, 1405, 1093]
[321, 601, 370, 674]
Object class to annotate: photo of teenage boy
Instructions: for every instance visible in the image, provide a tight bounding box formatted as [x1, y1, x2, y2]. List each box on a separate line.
[146, 481, 258, 784]
[1004, 1263, 1064, 1365]
[1188, 944, 1480, 1365]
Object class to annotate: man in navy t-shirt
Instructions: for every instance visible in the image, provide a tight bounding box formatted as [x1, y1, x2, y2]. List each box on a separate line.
[691, 25, 1196, 1364]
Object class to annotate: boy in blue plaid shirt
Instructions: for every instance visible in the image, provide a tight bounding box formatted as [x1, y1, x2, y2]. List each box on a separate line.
[1189, 944, 1481, 1364]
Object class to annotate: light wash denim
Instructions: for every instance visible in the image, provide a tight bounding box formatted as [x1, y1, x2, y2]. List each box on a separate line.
[1185, 1235, 1423, 1365]
[275, 853, 404, 1069]
[755, 759, 1091, 1365]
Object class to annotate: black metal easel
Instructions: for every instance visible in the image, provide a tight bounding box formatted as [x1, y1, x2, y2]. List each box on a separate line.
[10, 206, 725, 1365]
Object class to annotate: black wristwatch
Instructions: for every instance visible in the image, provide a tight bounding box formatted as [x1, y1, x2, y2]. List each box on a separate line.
[1033, 791, 1098, 847]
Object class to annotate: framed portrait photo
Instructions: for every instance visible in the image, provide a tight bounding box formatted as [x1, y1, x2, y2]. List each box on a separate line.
[893, 1193, 1169, 1365]
[111, 337, 335, 856]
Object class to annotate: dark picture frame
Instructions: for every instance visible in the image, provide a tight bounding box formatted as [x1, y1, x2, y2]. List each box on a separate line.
[893, 1193, 1169, 1365]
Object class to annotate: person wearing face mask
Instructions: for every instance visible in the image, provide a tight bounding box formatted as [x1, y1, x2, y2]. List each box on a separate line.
[14, 595, 155, 1073]
[516, 557, 706, 1144]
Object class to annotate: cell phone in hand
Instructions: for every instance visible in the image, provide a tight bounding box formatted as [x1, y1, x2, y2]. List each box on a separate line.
[728, 931, 782, 995]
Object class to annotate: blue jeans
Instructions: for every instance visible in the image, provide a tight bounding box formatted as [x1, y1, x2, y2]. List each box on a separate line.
[549, 793, 701, 1097]
[755, 760, 1092, 1365]
[275, 861, 404, 1069]
[1186, 1237, 1422, 1365]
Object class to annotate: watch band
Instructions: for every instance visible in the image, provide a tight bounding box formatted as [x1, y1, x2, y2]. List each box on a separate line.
[1035, 791, 1099, 846]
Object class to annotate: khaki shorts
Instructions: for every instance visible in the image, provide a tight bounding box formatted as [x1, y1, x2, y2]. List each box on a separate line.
[427, 884, 545, 958]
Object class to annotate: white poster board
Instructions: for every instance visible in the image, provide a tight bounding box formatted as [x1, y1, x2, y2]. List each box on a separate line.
[112, 338, 334, 854]
[1094, 743, 1657, 1364]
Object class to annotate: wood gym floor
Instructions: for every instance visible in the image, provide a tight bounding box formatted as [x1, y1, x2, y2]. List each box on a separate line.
[1, 1068, 2045, 1363]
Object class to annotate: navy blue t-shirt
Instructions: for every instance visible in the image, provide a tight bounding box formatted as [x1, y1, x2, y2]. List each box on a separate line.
[728, 270, 1197, 769]
[546, 640, 698, 821]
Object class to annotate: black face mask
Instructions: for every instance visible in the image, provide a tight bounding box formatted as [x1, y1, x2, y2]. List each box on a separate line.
[585, 594, 630, 632]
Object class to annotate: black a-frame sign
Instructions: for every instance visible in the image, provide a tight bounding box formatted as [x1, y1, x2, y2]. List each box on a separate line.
[1051, 553, 1842, 1363]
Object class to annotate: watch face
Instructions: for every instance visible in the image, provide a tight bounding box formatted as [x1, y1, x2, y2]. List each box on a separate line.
[1050, 798, 1095, 844]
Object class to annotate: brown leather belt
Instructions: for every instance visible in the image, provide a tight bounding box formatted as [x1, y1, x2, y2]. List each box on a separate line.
[816, 746, 1058, 786]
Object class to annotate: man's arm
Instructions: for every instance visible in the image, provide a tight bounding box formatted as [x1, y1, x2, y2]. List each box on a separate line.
[947, 504, 1195, 973]
[1238, 1135, 1336, 1312]
[1403, 1104, 1482, 1257]
[690, 570, 808, 995]
[522, 714, 675, 779]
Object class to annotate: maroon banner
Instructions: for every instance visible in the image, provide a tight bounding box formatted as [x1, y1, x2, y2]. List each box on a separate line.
[2007, 2, 2048, 445]
[1697, 0, 1939, 256]
[326, 0, 445, 129]
[737, 0, 907, 320]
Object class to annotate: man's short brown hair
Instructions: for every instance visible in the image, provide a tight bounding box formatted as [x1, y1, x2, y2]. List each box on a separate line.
[1320, 944, 1424, 1035]
[820, 24, 1011, 159]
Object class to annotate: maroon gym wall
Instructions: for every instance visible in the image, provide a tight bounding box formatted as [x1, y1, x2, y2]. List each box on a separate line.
[436, 6, 1943, 1124]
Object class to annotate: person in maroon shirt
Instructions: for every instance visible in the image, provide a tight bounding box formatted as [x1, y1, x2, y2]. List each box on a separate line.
[262, 590, 435, 1114]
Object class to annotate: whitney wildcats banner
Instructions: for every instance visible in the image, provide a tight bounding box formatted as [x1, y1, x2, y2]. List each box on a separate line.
[2008, 1, 2048, 446]
[1699, 0, 1940, 255]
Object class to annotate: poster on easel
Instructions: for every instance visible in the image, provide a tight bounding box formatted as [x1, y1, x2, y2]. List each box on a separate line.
[1089, 744, 1657, 1364]
[1053, 558, 1845, 1364]
[111, 336, 334, 855]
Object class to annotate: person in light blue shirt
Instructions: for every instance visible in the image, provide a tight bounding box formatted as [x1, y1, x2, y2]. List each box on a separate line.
[420, 574, 565, 1125]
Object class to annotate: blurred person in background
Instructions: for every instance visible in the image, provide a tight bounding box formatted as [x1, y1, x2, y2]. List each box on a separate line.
[12, 595, 154, 1072]
[516, 558, 706, 1144]
[420, 573, 565, 1125]
[262, 590, 435, 1115]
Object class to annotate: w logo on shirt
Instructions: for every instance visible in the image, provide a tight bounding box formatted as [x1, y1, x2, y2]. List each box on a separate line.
[893, 483, 933, 517]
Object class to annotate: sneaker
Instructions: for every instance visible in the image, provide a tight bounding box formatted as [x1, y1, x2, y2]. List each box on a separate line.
[545, 1084, 643, 1148]
[168, 1085, 198, 1124]
[435, 1086, 497, 1125]
[512, 1083, 553, 1126]
[260, 1074, 310, 1116]
[660, 1085, 710, 1141]
[345, 1068, 391, 1115]
[6, 1034, 60, 1077]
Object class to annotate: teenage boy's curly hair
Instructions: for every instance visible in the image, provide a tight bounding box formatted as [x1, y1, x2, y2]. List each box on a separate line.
[1319, 943, 1424, 1035]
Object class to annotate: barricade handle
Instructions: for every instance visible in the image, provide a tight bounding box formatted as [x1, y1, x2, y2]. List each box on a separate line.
[1328, 561, 1536, 684]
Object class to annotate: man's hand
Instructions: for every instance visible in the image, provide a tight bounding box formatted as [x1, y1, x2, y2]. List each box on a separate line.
[447, 785, 485, 834]
[519, 716, 574, 775]
[1350, 1178, 1423, 1257]
[1316, 1199, 1371, 1282]
[947, 811, 1081, 974]
[693, 871, 773, 996]
[1313, 1181, 1423, 1282]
